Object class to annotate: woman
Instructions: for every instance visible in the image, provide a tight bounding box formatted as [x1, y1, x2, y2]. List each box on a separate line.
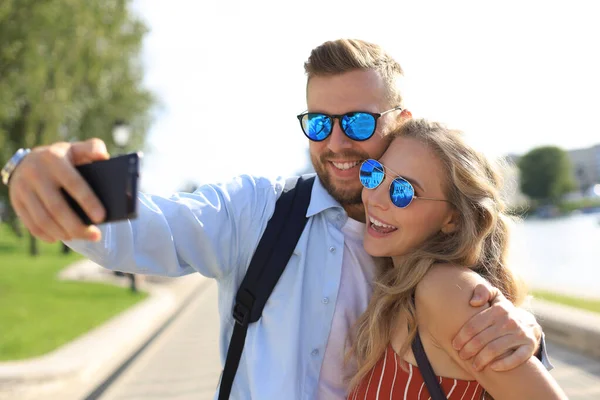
[347, 119, 566, 399]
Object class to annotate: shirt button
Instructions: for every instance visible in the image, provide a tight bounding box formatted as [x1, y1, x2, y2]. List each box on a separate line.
[311, 349, 319, 356]
[322, 297, 329, 304]
[329, 246, 336, 253]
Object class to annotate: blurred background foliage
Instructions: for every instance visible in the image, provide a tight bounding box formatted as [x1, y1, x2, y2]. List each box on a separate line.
[0, 0, 155, 250]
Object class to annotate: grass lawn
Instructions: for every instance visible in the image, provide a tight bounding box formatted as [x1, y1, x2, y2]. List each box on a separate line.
[0, 223, 147, 361]
[532, 290, 600, 315]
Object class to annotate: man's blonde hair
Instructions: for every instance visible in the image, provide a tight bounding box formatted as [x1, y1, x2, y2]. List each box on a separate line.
[304, 39, 405, 107]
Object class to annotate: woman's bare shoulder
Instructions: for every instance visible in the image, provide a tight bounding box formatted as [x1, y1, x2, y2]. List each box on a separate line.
[415, 264, 490, 341]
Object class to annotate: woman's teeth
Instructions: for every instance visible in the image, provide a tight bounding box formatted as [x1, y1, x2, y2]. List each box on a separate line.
[369, 216, 398, 233]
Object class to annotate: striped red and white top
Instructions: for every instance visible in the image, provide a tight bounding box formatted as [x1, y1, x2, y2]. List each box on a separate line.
[348, 345, 485, 400]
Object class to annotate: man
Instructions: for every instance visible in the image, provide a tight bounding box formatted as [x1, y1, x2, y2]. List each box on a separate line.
[5, 39, 548, 399]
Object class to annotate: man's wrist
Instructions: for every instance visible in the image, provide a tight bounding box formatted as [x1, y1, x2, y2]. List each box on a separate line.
[536, 332, 554, 370]
[535, 337, 543, 359]
[1, 148, 31, 186]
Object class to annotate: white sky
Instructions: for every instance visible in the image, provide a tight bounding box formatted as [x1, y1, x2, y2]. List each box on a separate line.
[131, 0, 600, 195]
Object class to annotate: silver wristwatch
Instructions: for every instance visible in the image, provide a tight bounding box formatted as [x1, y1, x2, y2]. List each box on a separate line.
[1, 148, 31, 186]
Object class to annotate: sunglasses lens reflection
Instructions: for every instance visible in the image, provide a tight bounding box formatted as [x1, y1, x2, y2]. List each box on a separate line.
[360, 159, 385, 189]
[390, 178, 414, 208]
[302, 114, 332, 141]
[341, 112, 377, 140]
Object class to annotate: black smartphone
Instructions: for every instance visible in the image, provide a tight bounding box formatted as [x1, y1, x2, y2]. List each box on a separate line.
[61, 152, 141, 225]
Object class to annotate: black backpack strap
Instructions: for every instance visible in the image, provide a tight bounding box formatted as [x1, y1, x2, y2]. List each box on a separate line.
[218, 174, 315, 400]
[412, 330, 448, 400]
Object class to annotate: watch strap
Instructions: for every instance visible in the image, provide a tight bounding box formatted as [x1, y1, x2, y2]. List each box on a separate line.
[1, 148, 31, 186]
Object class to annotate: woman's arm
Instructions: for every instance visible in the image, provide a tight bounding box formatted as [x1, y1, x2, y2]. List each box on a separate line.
[415, 264, 567, 400]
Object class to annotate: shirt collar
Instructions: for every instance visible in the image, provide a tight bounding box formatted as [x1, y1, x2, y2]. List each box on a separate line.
[306, 176, 344, 217]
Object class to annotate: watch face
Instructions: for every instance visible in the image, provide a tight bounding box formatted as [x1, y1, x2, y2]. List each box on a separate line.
[1, 158, 14, 185]
[1, 169, 10, 185]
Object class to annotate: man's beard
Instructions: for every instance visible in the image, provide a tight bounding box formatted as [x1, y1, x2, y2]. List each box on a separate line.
[310, 150, 365, 206]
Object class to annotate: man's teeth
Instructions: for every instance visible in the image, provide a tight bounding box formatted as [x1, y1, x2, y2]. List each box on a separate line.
[332, 161, 360, 170]
[369, 216, 396, 229]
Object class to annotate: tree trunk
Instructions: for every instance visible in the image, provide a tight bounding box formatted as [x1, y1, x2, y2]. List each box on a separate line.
[29, 233, 39, 256]
[35, 120, 46, 146]
[7, 213, 23, 238]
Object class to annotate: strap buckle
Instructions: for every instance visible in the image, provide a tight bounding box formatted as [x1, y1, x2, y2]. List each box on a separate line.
[233, 289, 254, 327]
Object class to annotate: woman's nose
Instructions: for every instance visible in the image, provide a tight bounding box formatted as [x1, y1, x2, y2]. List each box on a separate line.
[364, 182, 391, 211]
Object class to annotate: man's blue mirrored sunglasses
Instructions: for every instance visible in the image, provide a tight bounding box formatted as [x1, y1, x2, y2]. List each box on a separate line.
[297, 106, 402, 142]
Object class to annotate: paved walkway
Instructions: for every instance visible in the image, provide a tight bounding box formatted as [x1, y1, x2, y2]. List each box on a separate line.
[546, 341, 600, 399]
[96, 279, 221, 400]
[96, 281, 600, 400]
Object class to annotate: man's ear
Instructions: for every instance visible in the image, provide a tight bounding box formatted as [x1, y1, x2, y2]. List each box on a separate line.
[441, 209, 459, 234]
[400, 109, 412, 121]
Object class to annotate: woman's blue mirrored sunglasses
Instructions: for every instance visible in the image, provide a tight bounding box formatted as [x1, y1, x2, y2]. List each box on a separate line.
[297, 106, 402, 142]
[359, 159, 451, 208]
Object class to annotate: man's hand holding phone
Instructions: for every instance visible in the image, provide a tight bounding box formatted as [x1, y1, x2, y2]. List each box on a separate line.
[7, 138, 137, 243]
[61, 151, 140, 226]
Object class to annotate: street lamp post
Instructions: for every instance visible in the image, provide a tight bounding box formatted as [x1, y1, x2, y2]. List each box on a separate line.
[112, 121, 131, 153]
[111, 121, 137, 293]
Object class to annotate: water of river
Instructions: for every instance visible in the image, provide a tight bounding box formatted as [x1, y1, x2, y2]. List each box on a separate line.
[509, 212, 600, 299]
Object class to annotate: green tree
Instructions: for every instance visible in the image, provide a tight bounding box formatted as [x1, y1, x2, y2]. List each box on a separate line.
[0, 0, 155, 254]
[518, 146, 576, 204]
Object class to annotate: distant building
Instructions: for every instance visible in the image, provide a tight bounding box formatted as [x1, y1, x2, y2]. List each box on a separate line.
[568, 144, 600, 195]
